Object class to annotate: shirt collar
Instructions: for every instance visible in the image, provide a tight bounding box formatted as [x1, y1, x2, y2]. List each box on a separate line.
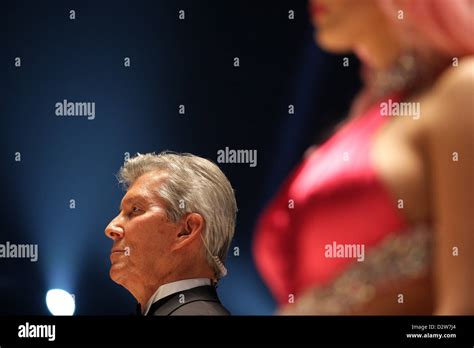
[142, 278, 212, 315]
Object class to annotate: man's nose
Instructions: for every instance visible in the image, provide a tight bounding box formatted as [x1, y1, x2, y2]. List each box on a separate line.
[105, 216, 124, 240]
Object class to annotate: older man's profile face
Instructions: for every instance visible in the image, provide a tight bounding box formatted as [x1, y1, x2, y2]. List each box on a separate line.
[104, 171, 179, 290]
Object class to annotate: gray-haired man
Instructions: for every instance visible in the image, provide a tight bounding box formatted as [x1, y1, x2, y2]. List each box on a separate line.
[105, 152, 237, 315]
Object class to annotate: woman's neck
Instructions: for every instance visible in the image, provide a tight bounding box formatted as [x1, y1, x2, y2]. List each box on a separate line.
[355, 28, 403, 71]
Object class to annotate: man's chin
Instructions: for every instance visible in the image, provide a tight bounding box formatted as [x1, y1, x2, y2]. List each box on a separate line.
[109, 264, 127, 285]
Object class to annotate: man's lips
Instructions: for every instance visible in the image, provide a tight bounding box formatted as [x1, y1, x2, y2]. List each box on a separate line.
[110, 249, 126, 263]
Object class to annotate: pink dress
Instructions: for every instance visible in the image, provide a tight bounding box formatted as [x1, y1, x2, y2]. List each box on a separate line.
[253, 95, 430, 313]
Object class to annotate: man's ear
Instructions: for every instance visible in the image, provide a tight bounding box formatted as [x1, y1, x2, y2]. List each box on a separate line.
[173, 213, 204, 250]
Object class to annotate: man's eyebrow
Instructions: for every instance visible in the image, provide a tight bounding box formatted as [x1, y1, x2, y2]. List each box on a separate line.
[119, 195, 148, 211]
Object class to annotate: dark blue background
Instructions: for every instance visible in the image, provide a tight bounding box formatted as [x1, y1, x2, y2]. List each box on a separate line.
[0, 0, 360, 315]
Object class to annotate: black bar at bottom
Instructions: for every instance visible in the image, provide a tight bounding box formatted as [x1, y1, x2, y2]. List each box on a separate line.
[0, 316, 472, 345]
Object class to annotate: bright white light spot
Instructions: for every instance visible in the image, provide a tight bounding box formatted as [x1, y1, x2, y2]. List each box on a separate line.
[46, 289, 75, 316]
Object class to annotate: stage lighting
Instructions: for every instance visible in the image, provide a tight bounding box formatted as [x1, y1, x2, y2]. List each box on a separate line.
[46, 289, 75, 316]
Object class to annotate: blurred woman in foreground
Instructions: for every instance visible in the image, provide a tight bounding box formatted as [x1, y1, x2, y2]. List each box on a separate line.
[254, 0, 473, 314]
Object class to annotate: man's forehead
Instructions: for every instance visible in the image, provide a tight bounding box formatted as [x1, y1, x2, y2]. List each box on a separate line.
[121, 171, 167, 204]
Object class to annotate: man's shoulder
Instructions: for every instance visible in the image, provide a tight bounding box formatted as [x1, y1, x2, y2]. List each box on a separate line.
[169, 299, 231, 316]
[149, 285, 231, 316]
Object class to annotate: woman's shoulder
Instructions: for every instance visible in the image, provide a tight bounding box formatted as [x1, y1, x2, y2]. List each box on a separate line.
[435, 56, 474, 96]
[421, 56, 473, 131]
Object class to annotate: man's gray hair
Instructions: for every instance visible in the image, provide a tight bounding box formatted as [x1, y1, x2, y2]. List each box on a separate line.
[117, 151, 237, 279]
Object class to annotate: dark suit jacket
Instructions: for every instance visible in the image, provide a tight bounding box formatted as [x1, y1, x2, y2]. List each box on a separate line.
[138, 285, 231, 316]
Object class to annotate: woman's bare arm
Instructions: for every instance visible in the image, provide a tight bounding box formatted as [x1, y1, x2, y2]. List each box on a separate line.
[425, 57, 474, 314]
